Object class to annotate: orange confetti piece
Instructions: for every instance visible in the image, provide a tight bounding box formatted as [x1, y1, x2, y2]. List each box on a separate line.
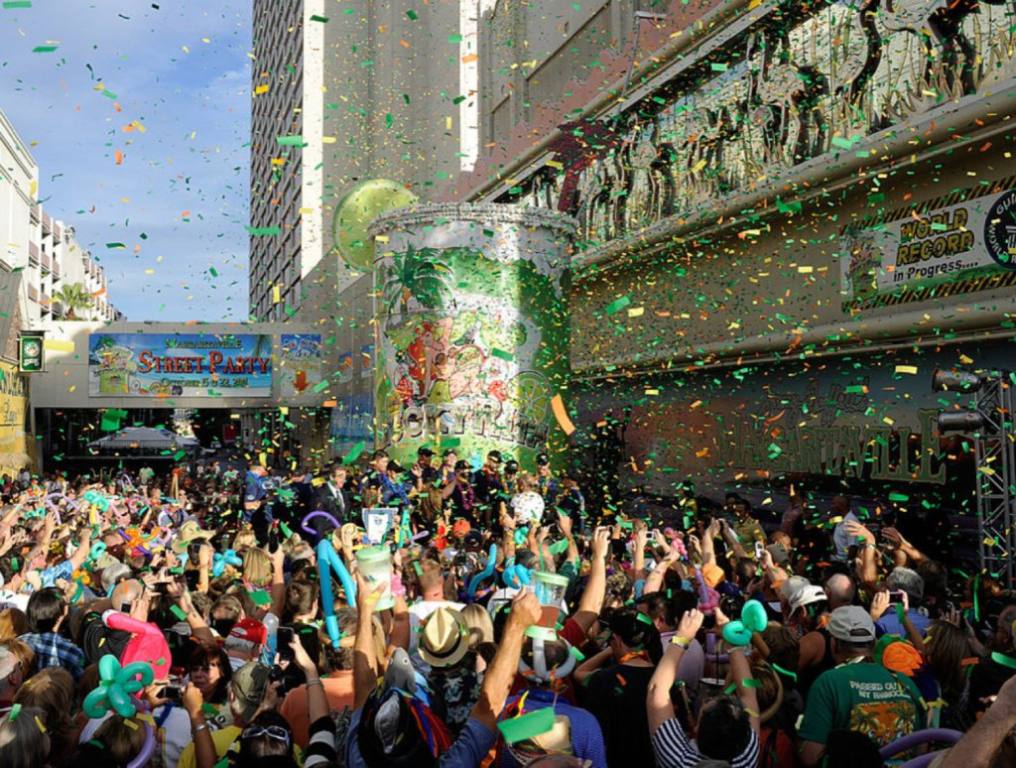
[461, 53, 478, 63]
[114, 150, 123, 165]
[550, 394, 576, 436]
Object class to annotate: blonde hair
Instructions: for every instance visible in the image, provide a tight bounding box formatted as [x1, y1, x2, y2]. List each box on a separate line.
[94, 714, 147, 765]
[462, 603, 494, 646]
[0, 705, 50, 768]
[242, 547, 272, 587]
[0, 609, 28, 641]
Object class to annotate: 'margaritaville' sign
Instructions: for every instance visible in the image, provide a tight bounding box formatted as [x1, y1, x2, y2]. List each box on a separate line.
[88, 333, 272, 398]
[841, 184, 1016, 309]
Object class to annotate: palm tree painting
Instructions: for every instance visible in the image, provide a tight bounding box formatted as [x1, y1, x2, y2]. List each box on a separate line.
[53, 282, 94, 320]
[382, 246, 456, 319]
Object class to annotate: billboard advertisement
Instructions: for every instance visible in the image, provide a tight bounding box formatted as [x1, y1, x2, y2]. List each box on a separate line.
[88, 333, 272, 398]
[279, 334, 322, 397]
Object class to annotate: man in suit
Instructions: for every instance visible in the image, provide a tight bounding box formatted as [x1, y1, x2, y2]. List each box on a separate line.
[310, 464, 354, 543]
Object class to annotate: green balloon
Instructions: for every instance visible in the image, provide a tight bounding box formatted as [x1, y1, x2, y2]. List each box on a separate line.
[741, 601, 769, 634]
[332, 179, 418, 271]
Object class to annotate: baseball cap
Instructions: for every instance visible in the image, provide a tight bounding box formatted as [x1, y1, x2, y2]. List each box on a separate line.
[229, 617, 268, 646]
[827, 605, 876, 644]
[778, 575, 810, 603]
[231, 662, 271, 722]
[789, 585, 827, 614]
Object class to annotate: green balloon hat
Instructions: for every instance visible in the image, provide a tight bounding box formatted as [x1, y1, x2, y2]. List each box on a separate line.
[332, 179, 419, 271]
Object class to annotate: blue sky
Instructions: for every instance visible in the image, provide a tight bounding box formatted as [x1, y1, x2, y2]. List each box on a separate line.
[0, 0, 251, 321]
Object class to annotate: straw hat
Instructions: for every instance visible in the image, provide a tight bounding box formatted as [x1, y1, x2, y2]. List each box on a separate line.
[419, 607, 471, 668]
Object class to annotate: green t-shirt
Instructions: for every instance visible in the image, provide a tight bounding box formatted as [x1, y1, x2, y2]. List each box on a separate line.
[799, 659, 925, 748]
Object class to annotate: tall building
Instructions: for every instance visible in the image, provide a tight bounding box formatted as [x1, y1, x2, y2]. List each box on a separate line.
[1, 107, 120, 333]
[249, 1, 475, 455]
[249, 0, 305, 322]
[249, 0, 474, 322]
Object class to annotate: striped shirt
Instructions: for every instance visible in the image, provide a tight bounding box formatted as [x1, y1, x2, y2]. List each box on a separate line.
[651, 717, 759, 768]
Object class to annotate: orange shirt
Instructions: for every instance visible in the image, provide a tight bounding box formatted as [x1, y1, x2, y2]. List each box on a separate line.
[279, 670, 355, 747]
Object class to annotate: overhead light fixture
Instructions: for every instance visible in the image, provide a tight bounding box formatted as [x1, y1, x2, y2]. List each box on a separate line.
[937, 411, 986, 433]
[931, 368, 984, 393]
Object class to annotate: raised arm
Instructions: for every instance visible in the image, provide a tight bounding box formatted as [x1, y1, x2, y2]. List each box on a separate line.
[352, 572, 382, 710]
[729, 647, 760, 734]
[470, 589, 540, 730]
[572, 527, 610, 636]
[647, 608, 703, 732]
[67, 526, 93, 571]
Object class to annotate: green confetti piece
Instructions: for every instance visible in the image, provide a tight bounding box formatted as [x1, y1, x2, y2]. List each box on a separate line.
[491, 347, 514, 361]
[776, 198, 801, 214]
[448, 33, 462, 43]
[312, 378, 331, 393]
[406, 9, 418, 20]
[32, 44, 58, 53]
[249, 589, 272, 606]
[710, 62, 727, 72]
[831, 136, 857, 150]
[724, 682, 737, 695]
[888, 492, 910, 502]
[101, 89, 117, 99]
[604, 295, 631, 315]
[342, 440, 366, 465]
[276, 135, 306, 146]
[173, 450, 186, 461]
[741, 678, 761, 688]
[170, 605, 188, 621]
[280, 522, 294, 539]
[498, 708, 555, 745]
[309, 14, 328, 22]
[385, 113, 393, 129]
[8, 703, 21, 722]
[4, 1, 33, 8]
[106, 242, 126, 249]
[209, 267, 218, 277]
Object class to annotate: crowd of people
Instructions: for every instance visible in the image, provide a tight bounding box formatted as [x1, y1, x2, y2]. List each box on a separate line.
[0, 445, 1013, 768]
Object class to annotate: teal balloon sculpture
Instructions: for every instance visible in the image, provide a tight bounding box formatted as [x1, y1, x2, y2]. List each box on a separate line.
[721, 600, 769, 647]
[83, 654, 154, 719]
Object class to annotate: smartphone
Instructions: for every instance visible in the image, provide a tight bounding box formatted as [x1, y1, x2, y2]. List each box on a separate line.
[888, 590, 906, 608]
[277, 627, 295, 660]
[754, 541, 765, 560]
[162, 685, 181, 703]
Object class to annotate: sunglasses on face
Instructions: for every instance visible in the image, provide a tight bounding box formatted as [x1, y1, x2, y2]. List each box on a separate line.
[242, 725, 291, 746]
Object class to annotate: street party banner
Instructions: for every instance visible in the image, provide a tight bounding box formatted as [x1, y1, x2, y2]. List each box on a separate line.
[841, 182, 1016, 310]
[89, 333, 272, 397]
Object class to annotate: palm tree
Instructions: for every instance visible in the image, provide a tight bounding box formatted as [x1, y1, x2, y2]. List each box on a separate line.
[53, 282, 93, 320]
[382, 245, 455, 317]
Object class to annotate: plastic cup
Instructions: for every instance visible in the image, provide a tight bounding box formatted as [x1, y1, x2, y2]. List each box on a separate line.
[355, 547, 394, 611]
[532, 571, 569, 628]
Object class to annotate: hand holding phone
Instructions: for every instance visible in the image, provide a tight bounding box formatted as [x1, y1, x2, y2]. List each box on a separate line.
[277, 627, 295, 661]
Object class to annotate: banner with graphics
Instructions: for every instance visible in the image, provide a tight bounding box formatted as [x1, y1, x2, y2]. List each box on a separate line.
[841, 182, 1016, 310]
[88, 333, 272, 397]
[279, 334, 322, 397]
